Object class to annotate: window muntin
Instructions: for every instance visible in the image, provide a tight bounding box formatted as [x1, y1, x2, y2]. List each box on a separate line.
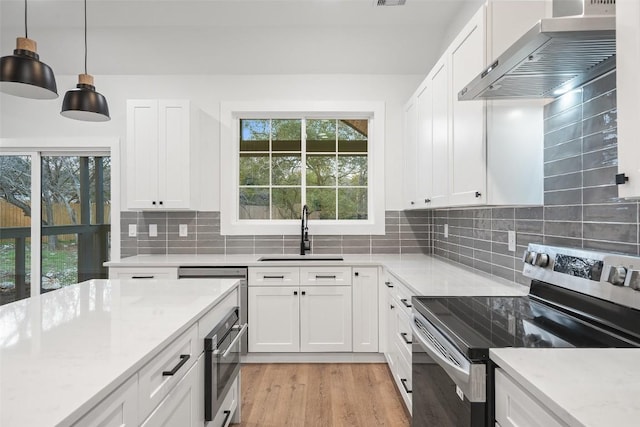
[238, 118, 368, 222]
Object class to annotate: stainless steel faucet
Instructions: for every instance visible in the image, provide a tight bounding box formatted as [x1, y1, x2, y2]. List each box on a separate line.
[300, 205, 311, 255]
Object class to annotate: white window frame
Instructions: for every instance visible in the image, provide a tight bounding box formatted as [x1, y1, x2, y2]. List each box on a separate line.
[0, 137, 120, 294]
[220, 101, 385, 236]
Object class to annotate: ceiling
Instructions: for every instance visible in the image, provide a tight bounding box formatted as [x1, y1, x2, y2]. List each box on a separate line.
[0, 0, 484, 75]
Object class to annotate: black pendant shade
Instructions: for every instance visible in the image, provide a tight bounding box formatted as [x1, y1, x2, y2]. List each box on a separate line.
[61, 0, 110, 122]
[0, 38, 58, 99]
[61, 75, 110, 122]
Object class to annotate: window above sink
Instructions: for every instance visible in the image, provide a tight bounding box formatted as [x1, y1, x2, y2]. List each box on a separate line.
[220, 101, 386, 236]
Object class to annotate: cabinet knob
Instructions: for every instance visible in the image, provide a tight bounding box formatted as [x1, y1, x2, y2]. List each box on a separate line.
[152, 201, 156, 205]
[301, 291, 306, 296]
[425, 198, 431, 203]
[294, 291, 298, 295]
[354, 272, 359, 277]
[159, 201, 163, 205]
[410, 201, 415, 205]
[475, 191, 482, 198]
[616, 173, 629, 185]
[390, 304, 395, 310]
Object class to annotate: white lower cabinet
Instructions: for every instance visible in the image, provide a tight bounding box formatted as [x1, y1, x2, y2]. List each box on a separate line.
[300, 285, 352, 352]
[494, 369, 564, 427]
[248, 286, 300, 352]
[248, 284, 352, 352]
[248, 266, 358, 353]
[382, 271, 414, 413]
[141, 357, 202, 427]
[352, 267, 379, 352]
[73, 375, 138, 427]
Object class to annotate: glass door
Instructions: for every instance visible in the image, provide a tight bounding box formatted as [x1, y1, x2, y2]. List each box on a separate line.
[0, 151, 111, 306]
[0, 155, 32, 305]
[40, 155, 111, 292]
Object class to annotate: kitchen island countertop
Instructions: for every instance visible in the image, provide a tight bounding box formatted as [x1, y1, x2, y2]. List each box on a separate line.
[0, 278, 239, 427]
[491, 348, 640, 427]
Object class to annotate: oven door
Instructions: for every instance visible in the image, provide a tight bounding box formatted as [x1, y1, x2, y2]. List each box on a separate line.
[205, 308, 248, 421]
[411, 313, 486, 427]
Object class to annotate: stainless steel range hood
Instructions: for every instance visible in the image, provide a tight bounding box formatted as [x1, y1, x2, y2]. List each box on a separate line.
[458, 14, 616, 101]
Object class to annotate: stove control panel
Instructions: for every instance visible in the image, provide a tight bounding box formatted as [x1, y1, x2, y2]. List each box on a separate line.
[523, 244, 640, 312]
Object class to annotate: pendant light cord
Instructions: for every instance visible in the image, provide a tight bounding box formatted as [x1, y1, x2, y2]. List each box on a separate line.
[24, 0, 28, 38]
[84, 0, 88, 74]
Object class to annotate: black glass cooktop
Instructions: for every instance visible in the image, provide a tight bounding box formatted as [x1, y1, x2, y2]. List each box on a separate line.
[412, 294, 638, 362]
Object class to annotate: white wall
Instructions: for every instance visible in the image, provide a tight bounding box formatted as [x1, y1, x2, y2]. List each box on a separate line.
[0, 73, 422, 211]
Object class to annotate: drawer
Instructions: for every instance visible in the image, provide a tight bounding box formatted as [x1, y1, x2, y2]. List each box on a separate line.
[198, 288, 239, 341]
[212, 376, 239, 427]
[109, 267, 178, 280]
[73, 374, 138, 427]
[138, 323, 199, 422]
[395, 308, 413, 363]
[394, 341, 413, 413]
[249, 267, 300, 286]
[495, 369, 564, 427]
[300, 266, 352, 286]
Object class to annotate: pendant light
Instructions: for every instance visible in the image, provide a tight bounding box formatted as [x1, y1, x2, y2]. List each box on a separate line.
[0, 0, 58, 99]
[61, 0, 110, 122]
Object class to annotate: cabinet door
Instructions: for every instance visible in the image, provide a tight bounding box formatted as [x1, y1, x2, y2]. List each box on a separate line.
[403, 98, 418, 209]
[416, 84, 434, 208]
[141, 358, 202, 427]
[248, 286, 300, 352]
[158, 100, 191, 209]
[72, 375, 138, 427]
[127, 100, 159, 209]
[352, 267, 378, 352]
[430, 59, 450, 207]
[616, 0, 640, 199]
[300, 286, 352, 352]
[448, 6, 487, 206]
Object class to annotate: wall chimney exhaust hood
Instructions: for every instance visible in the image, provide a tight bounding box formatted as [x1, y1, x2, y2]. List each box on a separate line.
[458, 1, 616, 101]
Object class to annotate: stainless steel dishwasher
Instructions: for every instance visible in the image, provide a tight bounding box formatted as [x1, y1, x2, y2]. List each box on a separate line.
[178, 266, 248, 355]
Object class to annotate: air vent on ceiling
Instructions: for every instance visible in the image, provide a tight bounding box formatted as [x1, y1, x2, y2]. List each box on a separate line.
[376, 0, 406, 6]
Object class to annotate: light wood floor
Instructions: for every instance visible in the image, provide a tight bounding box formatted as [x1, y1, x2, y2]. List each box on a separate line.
[231, 363, 410, 427]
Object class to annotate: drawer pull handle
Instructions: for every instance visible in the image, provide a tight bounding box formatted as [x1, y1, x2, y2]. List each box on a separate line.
[131, 275, 154, 279]
[263, 275, 285, 279]
[316, 275, 336, 279]
[162, 354, 190, 376]
[401, 298, 412, 308]
[221, 410, 232, 427]
[400, 332, 412, 345]
[401, 378, 412, 394]
[385, 281, 393, 288]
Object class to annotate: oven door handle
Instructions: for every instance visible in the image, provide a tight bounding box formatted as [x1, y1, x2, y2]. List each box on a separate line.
[410, 316, 470, 380]
[213, 323, 248, 358]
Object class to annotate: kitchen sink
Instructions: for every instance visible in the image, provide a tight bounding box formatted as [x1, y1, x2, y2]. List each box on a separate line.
[258, 256, 344, 261]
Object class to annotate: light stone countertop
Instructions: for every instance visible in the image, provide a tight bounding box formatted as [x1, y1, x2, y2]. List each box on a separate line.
[490, 348, 640, 427]
[0, 278, 239, 427]
[106, 253, 530, 296]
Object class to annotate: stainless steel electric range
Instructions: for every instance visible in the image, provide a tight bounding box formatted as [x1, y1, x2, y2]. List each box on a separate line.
[411, 244, 640, 427]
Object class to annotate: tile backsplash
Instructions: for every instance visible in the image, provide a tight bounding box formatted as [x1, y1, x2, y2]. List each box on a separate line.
[120, 210, 432, 257]
[432, 71, 637, 285]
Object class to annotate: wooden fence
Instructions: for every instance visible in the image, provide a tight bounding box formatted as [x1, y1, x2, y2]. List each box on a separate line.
[0, 200, 110, 242]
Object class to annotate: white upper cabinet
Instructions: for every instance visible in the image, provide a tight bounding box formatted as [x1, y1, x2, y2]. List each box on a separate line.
[449, 6, 487, 206]
[402, 98, 418, 209]
[126, 100, 198, 210]
[416, 84, 434, 208]
[616, 0, 640, 199]
[402, 0, 547, 209]
[430, 59, 449, 208]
